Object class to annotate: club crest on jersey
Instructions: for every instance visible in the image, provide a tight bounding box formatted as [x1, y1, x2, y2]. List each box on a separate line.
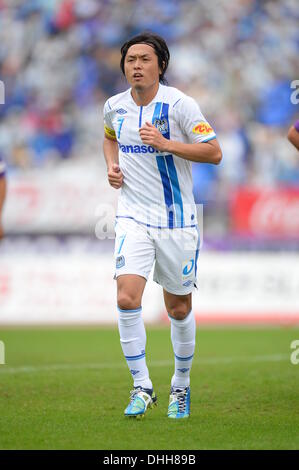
[116, 108, 127, 115]
[153, 118, 169, 134]
[192, 121, 213, 135]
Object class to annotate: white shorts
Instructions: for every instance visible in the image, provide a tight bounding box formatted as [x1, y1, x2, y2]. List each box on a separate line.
[114, 217, 200, 295]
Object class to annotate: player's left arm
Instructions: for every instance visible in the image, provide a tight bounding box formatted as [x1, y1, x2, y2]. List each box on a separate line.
[287, 124, 299, 151]
[139, 122, 221, 164]
[139, 96, 222, 164]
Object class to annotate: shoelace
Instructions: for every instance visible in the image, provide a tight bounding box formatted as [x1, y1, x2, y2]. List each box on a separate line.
[129, 389, 139, 403]
[173, 389, 187, 413]
[129, 387, 149, 404]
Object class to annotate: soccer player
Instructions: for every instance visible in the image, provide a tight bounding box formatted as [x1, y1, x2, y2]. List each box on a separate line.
[0, 154, 6, 239]
[103, 32, 222, 419]
[287, 120, 299, 151]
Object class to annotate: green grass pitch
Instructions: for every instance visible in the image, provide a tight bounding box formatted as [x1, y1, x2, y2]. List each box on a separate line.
[0, 326, 299, 449]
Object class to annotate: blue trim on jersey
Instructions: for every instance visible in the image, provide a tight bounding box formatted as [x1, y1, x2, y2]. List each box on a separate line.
[201, 135, 216, 143]
[152, 101, 175, 228]
[175, 353, 194, 362]
[160, 103, 184, 228]
[156, 155, 174, 229]
[125, 353, 146, 361]
[115, 215, 197, 230]
[161, 103, 170, 140]
[152, 102, 162, 123]
[117, 306, 142, 313]
[139, 106, 143, 128]
[173, 98, 182, 108]
[165, 155, 184, 228]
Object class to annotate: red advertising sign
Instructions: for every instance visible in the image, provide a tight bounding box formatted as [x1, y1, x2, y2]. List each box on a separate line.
[231, 187, 299, 238]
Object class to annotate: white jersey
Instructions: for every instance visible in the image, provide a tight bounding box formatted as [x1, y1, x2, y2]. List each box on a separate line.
[103, 84, 216, 229]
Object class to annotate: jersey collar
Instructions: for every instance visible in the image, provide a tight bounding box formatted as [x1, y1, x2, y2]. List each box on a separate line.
[129, 83, 163, 108]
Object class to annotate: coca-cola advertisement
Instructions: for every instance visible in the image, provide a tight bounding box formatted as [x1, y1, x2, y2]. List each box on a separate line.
[230, 187, 299, 238]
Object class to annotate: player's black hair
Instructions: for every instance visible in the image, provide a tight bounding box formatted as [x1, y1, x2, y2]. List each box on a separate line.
[120, 32, 170, 84]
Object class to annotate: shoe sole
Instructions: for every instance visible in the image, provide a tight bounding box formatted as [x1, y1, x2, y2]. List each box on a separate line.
[167, 414, 190, 419]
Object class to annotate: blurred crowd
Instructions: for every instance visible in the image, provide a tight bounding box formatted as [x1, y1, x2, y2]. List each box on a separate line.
[0, 0, 298, 200]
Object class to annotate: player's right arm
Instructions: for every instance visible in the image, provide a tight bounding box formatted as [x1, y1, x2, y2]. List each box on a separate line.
[287, 122, 299, 151]
[103, 135, 123, 189]
[103, 100, 123, 189]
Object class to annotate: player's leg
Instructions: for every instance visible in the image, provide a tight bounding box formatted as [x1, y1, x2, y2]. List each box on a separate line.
[117, 273, 145, 310]
[114, 219, 157, 417]
[163, 290, 195, 418]
[163, 290, 195, 389]
[117, 274, 152, 390]
[153, 225, 199, 418]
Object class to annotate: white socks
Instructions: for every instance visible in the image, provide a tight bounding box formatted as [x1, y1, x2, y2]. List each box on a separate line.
[117, 306, 153, 390]
[169, 310, 196, 389]
[118, 306, 196, 391]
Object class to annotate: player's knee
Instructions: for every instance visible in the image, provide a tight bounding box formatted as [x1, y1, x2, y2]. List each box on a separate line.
[117, 293, 141, 311]
[168, 305, 190, 321]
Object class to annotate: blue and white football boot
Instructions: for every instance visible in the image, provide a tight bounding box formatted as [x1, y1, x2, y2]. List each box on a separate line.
[167, 386, 190, 419]
[124, 386, 157, 419]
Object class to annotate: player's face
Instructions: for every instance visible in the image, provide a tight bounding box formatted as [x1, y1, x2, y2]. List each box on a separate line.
[124, 44, 161, 90]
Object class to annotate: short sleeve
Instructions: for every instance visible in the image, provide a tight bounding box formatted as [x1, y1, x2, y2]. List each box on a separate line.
[103, 100, 116, 140]
[0, 155, 6, 178]
[176, 96, 216, 144]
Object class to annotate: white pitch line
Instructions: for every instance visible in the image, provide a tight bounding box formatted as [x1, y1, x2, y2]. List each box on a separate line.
[0, 354, 289, 375]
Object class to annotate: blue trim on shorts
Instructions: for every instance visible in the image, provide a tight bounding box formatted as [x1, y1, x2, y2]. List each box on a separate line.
[117, 234, 126, 254]
[115, 215, 197, 229]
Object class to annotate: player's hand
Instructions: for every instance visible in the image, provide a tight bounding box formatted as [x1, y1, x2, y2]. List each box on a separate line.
[139, 122, 169, 152]
[108, 163, 124, 189]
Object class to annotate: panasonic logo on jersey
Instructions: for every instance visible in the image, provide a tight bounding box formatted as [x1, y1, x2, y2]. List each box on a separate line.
[118, 143, 160, 154]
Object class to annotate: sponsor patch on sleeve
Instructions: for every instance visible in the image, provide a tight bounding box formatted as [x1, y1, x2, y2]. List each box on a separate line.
[104, 124, 117, 140]
[192, 121, 214, 135]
